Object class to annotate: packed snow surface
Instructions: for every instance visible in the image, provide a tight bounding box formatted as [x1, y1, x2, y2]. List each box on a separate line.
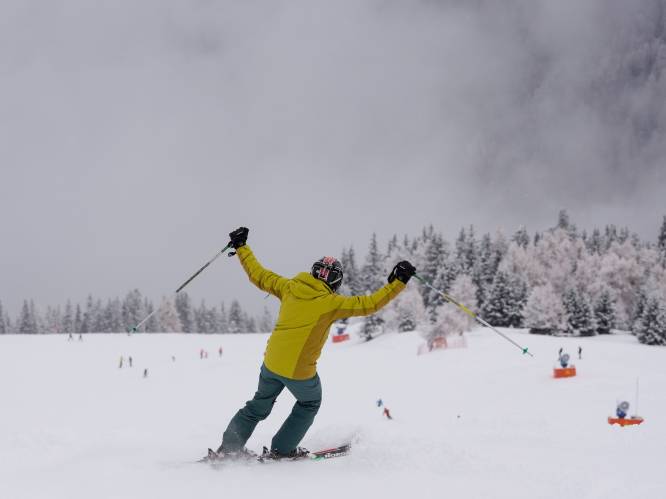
[1, 328, 665, 499]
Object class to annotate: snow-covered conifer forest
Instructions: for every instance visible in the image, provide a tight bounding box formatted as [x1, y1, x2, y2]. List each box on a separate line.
[3, 211, 666, 345]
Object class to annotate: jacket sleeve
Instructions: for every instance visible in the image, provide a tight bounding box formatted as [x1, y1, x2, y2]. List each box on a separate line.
[236, 246, 290, 299]
[332, 279, 405, 319]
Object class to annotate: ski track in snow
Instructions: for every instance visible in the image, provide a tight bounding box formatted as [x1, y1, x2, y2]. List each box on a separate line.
[0, 328, 664, 499]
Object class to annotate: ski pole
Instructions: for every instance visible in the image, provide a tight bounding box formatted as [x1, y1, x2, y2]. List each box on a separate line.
[128, 242, 235, 333]
[413, 274, 533, 357]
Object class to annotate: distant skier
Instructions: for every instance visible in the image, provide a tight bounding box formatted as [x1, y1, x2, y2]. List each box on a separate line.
[219, 347, 224, 357]
[172, 355, 176, 362]
[78, 333, 83, 341]
[383, 407, 393, 420]
[200, 349, 205, 360]
[68, 333, 73, 341]
[129, 356, 133, 368]
[616, 401, 629, 419]
[143, 368, 148, 378]
[209, 227, 413, 461]
[119, 356, 124, 369]
[559, 353, 570, 369]
[558, 347, 563, 359]
[376, 399, 383, 408]
[578, 346, 582, 360]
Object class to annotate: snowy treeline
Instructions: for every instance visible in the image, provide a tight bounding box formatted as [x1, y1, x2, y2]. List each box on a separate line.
[339, 212, 666, 346]
[0, 291, 274, 335]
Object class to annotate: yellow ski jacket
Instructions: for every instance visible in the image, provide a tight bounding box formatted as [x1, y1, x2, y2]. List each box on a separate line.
[236, 246, 405, 380]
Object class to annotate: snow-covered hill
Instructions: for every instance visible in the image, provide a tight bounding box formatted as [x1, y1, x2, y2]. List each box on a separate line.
[1, 328, 664, 499]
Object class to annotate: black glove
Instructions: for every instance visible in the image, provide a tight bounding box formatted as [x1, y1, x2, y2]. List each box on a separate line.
[388, 260, 416, 284]
[229, 227, 249, 249]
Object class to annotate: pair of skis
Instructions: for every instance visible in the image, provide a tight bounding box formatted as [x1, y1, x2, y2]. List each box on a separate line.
[200, 443, 351, 465]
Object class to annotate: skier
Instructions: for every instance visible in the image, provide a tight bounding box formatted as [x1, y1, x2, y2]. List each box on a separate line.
[578, 345, 582, 360]
[143, 368, 148, 378]
[119, 356, 124, 369]
[129, 356, 133, 368]
[558, 347, 563, 359]
[383, 407, 393, 420]
[219, 347, 223, 357]
[209, 227, 414, 461]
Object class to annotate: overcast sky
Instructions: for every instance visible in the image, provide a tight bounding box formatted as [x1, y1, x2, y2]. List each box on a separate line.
[1, 0, 665, 317]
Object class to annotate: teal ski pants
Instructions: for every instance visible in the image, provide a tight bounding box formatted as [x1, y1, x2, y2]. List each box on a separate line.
[220, 364, 322, 454]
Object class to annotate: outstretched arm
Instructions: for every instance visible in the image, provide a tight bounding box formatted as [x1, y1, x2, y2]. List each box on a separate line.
[236, 246, 289, 299]
[333, 279, 405, 318]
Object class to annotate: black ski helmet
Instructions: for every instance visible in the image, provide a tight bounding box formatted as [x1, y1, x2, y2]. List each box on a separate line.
[311, 256, 344, 292]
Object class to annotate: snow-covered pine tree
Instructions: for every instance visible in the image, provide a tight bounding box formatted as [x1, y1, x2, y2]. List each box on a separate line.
[144, 299, 159, 333]
[29, 300, 43, 334]
[244, 314, 257, 333]
[18, 300, 36, 334]
[258, 306, 274, 332]
[421, 233, 450, 318]
[507, 277, 527, 328]
[0, 300, 6, 334]
[429, 274, 478, 341]
[481, 270, 513, 327]
[523, 283, 567, 335]
[339, 246, 361, 295]
[472, 233, 495, 311]
[122, 289, 145, 332]
[594, 289, 616, 335]
[175, 292, 196, 333]
[227, 300, 244, 334]
[80, 295, 94, 334]
[512, 225, 530, 249]
[633, 296, 666, 346]
[562, 288, 597, 336]
[658, 215, 666, 267]
[360, 234, 385, 293]
[360, 233, 386, 341]
[74, 304, 82, 334]
[587, 228, 603, 255]
[218, 302, 229, 334]
[158, 297, 183, 332]
[385, 285, 426, 333]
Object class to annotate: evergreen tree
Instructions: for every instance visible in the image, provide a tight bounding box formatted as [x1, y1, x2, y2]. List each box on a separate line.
[74, 304, 82, 334]
[481, 271, 513, 327]
[258, 306, 274, 332]
[339, 247, 361, 295]
[658, 215, 666, 267]
[62, 300, 74, 335]
[385, 285, 425, 333]
[360, 234, 385, 293]
[631, 288, 648, 332]
[633, 296, 666, 346]
[80, 295, 94, 334]
[122, 289, 145, 332]
[158, 297, 183, 332]
[29, 300, 42, 334]
[523, 284, 567, 335]
[587, 228, 603, 255]
[512, 226, 530, 249]
[18, 300, 36, 334]
[218, 302, 229, 334]
[506, 278, 527, 328]
[421, 233, 450, 315]
[430, 274, 478, 340]
[562, 288, 597, 336]
[175, 292, 196, 333]
[472, 233, 496, 311]
[244, 314, 257, 333]
[144, 299, 159, 332]
[0, 300, 6, 335]
[594, 290, 616, 335]
[228, 300, 244, 334]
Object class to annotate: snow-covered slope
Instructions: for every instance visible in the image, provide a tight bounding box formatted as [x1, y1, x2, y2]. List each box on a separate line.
[1, 329, 664, 499]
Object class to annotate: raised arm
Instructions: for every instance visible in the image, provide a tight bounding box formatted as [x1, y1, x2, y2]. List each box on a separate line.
[332, 260, 416, 319]
[334, 279, 405, 318]
[236, 246, 290, 299]
[228, 227, 290, 299]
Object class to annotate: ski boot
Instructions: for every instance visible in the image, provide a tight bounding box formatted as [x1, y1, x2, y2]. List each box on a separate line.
[259, 446, 310, 462]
